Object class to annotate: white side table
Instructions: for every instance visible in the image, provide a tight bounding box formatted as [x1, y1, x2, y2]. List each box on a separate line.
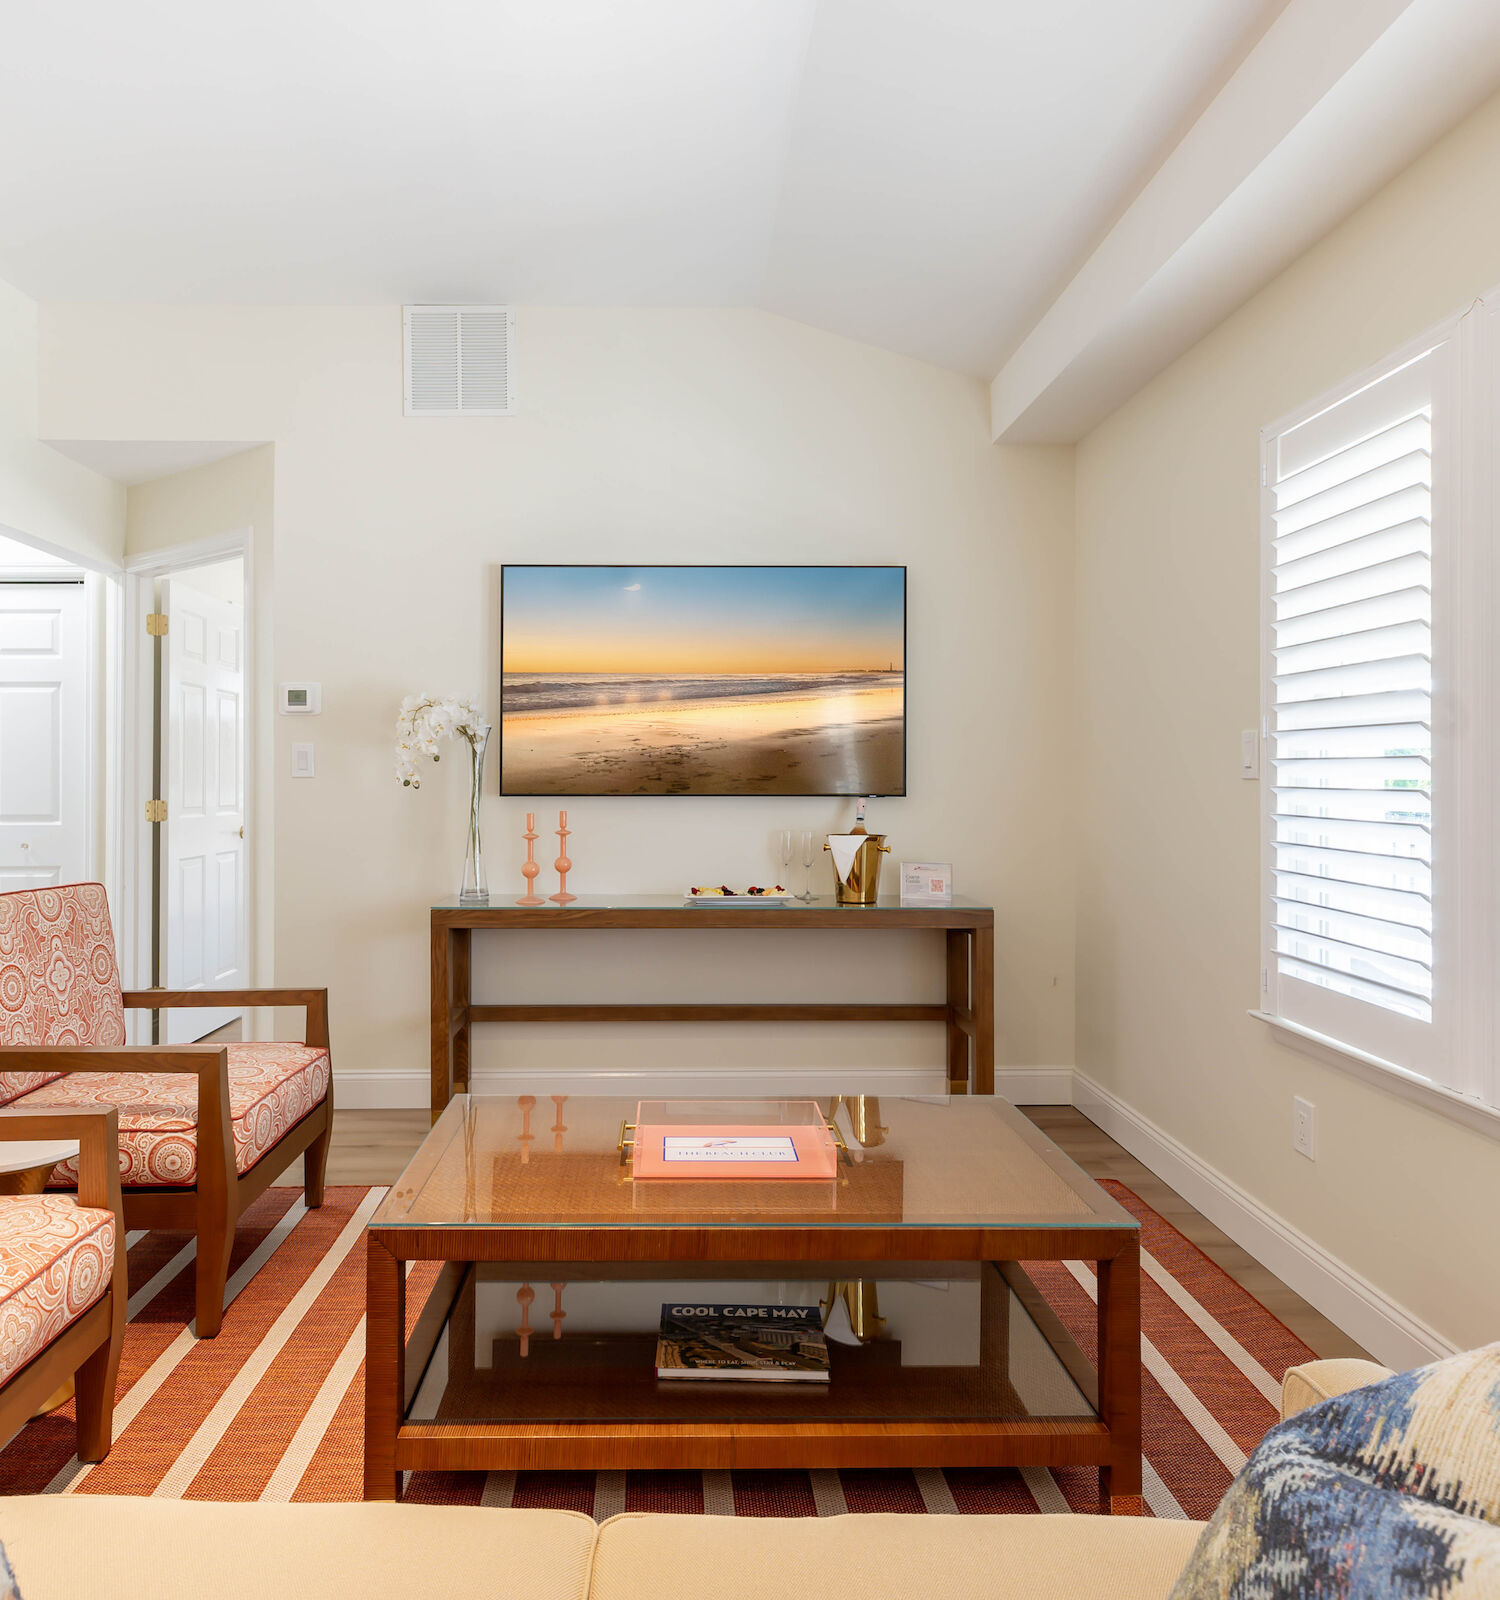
[0, 1142, 78, 1191]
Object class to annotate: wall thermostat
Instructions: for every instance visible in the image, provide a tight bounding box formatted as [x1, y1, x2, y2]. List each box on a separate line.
[279, 682, 321, 714]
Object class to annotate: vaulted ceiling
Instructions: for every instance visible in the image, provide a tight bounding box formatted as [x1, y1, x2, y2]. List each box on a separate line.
[5, 0, 1500, 439]
[1, 0, 1272, 376]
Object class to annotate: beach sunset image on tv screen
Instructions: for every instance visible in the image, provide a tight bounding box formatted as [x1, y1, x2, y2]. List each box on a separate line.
[500, 565, 906, 795]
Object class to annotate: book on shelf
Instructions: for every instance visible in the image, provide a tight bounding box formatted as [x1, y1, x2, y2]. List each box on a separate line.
[655, 1303, 830, 1383]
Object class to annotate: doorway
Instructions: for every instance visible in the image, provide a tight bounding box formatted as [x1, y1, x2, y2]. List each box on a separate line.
[127, 544, 251, 1043]
[0, 532, 109, 896]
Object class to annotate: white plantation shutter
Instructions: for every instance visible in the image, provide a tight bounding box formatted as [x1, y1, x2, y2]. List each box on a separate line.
[1262, 342, 1454, 1078]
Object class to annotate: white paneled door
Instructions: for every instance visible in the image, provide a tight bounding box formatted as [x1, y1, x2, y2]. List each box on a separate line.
[162, 576, 246, 1042]
[0, 582, 88, 892]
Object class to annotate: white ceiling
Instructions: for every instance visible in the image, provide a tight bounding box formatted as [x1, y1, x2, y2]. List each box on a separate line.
[0, 0, 1279, 377]
[46, 441, 261, 486]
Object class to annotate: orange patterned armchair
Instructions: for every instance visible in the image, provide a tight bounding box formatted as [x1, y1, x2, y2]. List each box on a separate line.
[0, 884, 333, 1337]
[0, 1106, 125, 1462]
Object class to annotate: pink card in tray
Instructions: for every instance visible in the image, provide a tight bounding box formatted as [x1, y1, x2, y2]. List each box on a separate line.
[631, 1122, 838, 1181]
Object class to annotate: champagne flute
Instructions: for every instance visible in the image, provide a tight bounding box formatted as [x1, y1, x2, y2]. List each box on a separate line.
[778, 829, 795, 893]
[799, 829, 816, 901]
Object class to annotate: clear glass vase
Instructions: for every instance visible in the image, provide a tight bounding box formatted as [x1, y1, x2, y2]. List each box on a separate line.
[458, 725, 491, 905]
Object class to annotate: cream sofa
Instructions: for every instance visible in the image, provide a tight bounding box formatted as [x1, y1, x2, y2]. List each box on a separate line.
[0, 1360, 1394, 1600]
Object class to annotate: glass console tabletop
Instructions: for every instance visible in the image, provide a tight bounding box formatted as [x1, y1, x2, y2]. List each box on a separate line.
[430, 894, 994, 911]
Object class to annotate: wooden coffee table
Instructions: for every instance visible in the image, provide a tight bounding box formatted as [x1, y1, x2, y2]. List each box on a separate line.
[364, 1093, 1142, 1509]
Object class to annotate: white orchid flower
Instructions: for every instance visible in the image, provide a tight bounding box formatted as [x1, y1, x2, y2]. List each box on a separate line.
[394, 694, 489, 788]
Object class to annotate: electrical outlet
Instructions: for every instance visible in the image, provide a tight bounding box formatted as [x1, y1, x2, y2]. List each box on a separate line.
[1293, 1096, 1316, 1160]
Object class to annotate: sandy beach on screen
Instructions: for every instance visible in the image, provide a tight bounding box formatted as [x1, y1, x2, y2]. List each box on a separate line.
[501, 684, 904, 794]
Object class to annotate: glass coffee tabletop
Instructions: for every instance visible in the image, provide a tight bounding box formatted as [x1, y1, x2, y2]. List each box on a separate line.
[373, 1092, 1137, 1233]
[365, 1092, 1143, 1509]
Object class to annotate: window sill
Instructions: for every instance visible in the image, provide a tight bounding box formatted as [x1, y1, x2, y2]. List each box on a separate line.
[1250, 1011, 1500, 1142]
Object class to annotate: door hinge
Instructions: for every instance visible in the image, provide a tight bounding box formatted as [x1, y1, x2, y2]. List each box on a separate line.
[146, 613, 168, 637]
[145, 799, 168, 823]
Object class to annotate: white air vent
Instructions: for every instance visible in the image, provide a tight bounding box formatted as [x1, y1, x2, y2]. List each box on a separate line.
[403, 306, 514, 416]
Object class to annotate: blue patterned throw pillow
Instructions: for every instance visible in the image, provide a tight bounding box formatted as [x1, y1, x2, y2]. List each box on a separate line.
[0, 1540, 19, 1600]
[1172, 1342, 1500, 1598]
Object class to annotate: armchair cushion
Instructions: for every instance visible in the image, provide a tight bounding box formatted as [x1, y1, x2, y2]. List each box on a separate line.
[0, 1195, 115, 1386]
[0, 885, 126, 1107]
[24, 1045, 329, 1187]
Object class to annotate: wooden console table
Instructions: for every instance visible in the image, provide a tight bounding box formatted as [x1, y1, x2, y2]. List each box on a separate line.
[429, 895, 995, 1116]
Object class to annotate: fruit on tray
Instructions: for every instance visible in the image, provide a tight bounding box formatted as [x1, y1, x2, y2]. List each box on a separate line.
[688, 885, 786, 896]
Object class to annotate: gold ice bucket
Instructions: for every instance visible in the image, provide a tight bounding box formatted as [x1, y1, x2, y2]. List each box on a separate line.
[824, 832, 891, 906]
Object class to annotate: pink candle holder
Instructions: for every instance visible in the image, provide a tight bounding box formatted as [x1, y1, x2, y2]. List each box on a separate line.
[517, 812, 544, 905]
[516, 1283, 535, 1357]
[517, 1094, 535, 1165]
[549, 1282, 566, 1341]
[550, 809, 576, 904]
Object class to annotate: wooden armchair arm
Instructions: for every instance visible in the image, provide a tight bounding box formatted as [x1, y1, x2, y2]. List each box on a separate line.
[0, 1045, 227, 1077]
[122, 989, 329, 1048]
[0, 1106, 123, 1216]
[0, 1047, 235, 1205]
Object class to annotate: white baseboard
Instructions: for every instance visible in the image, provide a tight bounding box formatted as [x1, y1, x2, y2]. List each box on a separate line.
[993, 1066, 1074, 1105]
[333, 1064, 960, 1109]
[333, 1070, 430, 1109]
[1072, 1070, 1457, 1371]
[335, 1064, 1072, 1109]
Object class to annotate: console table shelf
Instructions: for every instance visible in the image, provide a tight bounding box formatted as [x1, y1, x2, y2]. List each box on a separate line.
[429, 895, 995, 1116]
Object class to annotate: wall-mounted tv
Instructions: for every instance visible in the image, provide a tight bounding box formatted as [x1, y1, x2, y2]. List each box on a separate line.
[499, 565, 906, 796]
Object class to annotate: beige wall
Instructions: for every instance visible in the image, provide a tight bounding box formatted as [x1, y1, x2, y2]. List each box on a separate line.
[42, 307, 1076, 1097]
[126, 445, 271, 559]
[0, 277, 122, 565]
[1074, 91, 1500, 1353]
[126, 451, 276, 999]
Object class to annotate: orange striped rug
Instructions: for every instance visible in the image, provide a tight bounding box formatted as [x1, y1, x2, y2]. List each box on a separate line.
[0, 1182, 1313, 1518]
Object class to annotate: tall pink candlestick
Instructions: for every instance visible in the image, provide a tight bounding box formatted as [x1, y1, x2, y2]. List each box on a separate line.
[517, 810, 544, 905]
[550, 809, 576, 904]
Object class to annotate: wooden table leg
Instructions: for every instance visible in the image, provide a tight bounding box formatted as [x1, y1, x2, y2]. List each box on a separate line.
[1097, 1236, 1143, 1512]
[364, 1236, 406, 1501]
[972, 921, 995, 1095]
[945, 930, 971, 1095]
[430, 921, 451, 1123]
[452, 928, 472, 1097]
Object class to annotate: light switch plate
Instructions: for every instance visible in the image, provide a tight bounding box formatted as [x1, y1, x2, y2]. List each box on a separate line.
[1241, 729, 1260, 779]
[291, 742, 315, 778]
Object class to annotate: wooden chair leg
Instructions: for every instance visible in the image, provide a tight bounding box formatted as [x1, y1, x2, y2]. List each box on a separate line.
[304, 1117, 331, 1210]
[195, 1201, 236, 1339]
[73, 1312, 119, 1463]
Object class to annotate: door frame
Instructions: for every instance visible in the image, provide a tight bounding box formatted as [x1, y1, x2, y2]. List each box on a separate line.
[122, 529, 256, 1031]
[0, 521, 123, 911]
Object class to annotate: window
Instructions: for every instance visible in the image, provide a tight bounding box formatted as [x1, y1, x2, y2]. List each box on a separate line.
[1259, 309, 1497, 1115]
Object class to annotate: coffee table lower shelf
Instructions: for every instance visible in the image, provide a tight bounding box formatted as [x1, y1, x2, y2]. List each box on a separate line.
[392, 1416, 1113, 1473]
[365, 1255, 1141, 1510]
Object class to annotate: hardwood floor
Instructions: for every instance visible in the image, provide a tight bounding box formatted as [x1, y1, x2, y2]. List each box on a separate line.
[305, 1103, 1372, 1363]
[320, 1109, 431, 1187]
[1025, 1106, 1371, 1361]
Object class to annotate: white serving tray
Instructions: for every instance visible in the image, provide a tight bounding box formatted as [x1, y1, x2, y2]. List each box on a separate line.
[683, 890, 792, 905]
